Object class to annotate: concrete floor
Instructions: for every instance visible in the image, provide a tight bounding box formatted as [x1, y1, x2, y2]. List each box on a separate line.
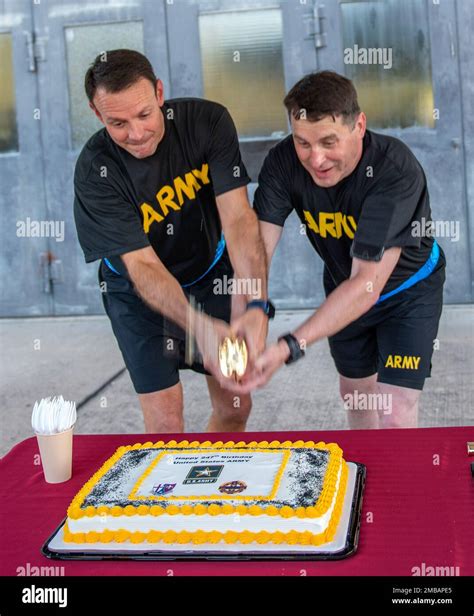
[1, 306, 473, 458]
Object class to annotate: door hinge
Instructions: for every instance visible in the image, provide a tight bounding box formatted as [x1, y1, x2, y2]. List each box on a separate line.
[40, 252, 63, 294]
[24, 31, 47, 72]
[306, 4, 327, 49]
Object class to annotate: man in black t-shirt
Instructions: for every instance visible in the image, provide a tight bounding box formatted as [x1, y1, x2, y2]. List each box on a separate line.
[238, 71, 446, 429]
[73, 50, 272, 433]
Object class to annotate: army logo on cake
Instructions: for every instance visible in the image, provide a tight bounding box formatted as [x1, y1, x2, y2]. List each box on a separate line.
[183, 465, 224, 484]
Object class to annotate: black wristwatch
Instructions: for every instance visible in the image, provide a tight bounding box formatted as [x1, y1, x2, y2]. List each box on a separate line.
[278, 333, 305, 365]
[246, 299, 275, 319]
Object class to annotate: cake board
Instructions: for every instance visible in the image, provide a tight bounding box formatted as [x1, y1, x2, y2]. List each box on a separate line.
[42, 462, 365, 561]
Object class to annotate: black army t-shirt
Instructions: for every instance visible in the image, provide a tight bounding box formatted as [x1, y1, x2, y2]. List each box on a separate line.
[74, 98, 250, 285]
[253, 129, 445, 295]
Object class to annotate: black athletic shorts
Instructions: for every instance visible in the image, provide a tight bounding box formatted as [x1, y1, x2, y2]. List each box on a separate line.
[325, 265, 445, 391]
[98, 252, 233, 394]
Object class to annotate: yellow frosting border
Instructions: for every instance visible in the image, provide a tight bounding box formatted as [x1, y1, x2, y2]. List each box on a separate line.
[128, 447, 291, 502]
[66, 440, 342, 521]
[63, 462, 348, 547]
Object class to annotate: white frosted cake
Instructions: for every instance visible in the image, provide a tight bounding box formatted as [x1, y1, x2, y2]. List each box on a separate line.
[64, 439, 348, 547]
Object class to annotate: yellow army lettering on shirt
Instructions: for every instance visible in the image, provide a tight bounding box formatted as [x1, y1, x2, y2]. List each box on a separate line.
[303, 210, 357, 239]
[140, 163, 210, 233]
[385, 355, 421, 370]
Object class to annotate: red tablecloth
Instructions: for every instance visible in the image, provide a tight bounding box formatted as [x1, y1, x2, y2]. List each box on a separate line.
[1, 428, 473, 576]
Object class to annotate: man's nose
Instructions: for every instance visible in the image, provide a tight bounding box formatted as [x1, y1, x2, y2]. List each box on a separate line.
[128, 123, 145, 142]
[309, 147, 326, 169]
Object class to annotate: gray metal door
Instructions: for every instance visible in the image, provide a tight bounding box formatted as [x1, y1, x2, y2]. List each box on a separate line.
[315, 0, 470, 303]
[3, 0, 468, 316]
[32, 0, 171, 315]
[0, 0, 51, 316]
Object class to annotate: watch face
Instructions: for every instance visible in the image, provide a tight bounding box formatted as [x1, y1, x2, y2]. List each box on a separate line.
[279, 334, 304, 364]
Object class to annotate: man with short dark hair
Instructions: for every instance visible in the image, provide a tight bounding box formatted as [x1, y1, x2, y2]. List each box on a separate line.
[238, 71, 446, 429]
[73, 49, 272, 433]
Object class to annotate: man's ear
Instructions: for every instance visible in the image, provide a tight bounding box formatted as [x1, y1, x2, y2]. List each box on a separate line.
[155, 79, 165, 106]
[89, 101, 103, 124]
[356, 111, 366, 137]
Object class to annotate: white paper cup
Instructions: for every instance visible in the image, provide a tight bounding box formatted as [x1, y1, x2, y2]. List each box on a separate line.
[36, 425, 74, 484]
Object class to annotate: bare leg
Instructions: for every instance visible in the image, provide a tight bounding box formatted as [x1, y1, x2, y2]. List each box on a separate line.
[205, 375, 252, 432]
[138, 381, 184, 433]
[377, 382, 420, 428]
[339, 374, 380, 429]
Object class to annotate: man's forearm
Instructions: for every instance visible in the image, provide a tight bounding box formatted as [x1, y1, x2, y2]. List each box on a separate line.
[290, 277, 377, 350]
[128, 261, 195, 330]
[225, 209, 268, 301]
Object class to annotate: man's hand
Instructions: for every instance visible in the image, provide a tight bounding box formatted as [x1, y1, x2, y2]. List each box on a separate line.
[220, 338, 290, 395]
[192, 313, 238, 388]
[230, 308, 268, 367]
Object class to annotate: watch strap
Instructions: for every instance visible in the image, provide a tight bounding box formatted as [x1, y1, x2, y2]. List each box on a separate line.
[246, 299, 275, 319]
[278, 333, 305, 365]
